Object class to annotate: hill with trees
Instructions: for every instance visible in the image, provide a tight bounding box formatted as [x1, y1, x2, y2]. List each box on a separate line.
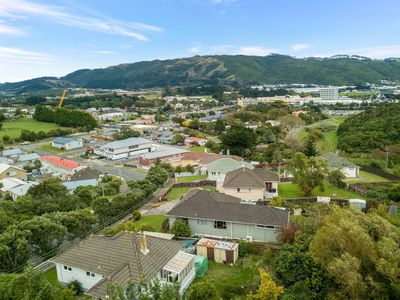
[3, 55, 400, 92]
[337, 103, 400, 153]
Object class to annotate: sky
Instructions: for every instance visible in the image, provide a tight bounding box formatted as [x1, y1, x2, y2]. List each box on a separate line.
[1, 0, 400, 82]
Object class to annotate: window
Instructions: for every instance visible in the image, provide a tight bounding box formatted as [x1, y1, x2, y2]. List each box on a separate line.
[64, 265, 72, 271]
[237, 188, 241, 192]
[86, 271, 95, 277]
[214, 220, 227, 229]
[197, 219, 207, 225]
[256, 224, 275, 230]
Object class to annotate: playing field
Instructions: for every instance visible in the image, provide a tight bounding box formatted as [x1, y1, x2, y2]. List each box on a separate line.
[0, 118, 63, 138]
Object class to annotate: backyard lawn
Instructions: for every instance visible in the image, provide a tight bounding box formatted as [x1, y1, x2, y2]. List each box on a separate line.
[43, 267, 58, 285]
[166, 187, 189, 201]
[40, 144, 66, 153]
[279, 182, 361, 199]
[136, 215, 167, 232]
[190, 146, 210, 153]
[0, 118, 64, 139]
[344, 170, 389, 184]
[175, 174, 207, 183]
[194, 256, 261, 299]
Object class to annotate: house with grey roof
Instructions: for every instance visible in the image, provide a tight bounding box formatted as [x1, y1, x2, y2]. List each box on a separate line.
[2, 148, 22, 157]
[13, 153, 40, 168]
[52, 137, 83, 151]
[62, 167, 101, 192]
[321, 153, 360, 178]
[205, 157, 254, 183]
[95, 137, 155, 160]
[218, 167, 280, 201]
[167, 189, 289, 243]
[51, 232, 196, 298]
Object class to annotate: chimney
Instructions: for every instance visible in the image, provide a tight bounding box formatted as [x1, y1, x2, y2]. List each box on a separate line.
[140, 234, 149, 255]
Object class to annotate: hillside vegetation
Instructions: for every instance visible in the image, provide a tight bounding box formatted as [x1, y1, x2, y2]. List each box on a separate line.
[337, 103, 400, 153]
[3, 55, 400, 91]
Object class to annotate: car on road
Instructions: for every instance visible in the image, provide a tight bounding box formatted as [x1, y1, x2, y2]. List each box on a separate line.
[20, 141, 30, 145]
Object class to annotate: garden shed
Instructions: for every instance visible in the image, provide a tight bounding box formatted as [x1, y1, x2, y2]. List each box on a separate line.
[196, 238, 239, 264]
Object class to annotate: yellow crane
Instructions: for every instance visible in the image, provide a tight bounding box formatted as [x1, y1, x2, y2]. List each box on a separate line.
[57, 89, 67, 108]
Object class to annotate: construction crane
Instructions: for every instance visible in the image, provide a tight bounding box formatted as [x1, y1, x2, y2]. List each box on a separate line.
[57, 89, 67, 108]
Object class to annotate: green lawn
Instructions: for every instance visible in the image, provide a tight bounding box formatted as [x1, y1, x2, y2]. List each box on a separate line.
[40, 144, 66, 153]
[344, 170, 389, 184]
[166, 187, 189, 201]
[137, 215, 167, 232]
[190, 146, 210, 153]
[0, 118, 64, 139]
[194, 256, 261, 299]
[279, 182, 361, 199]
[299, 116, 347, 154]
[176, 174, 207, 183]
[43, 267, 58, 285]
[200, 185, 216, 191]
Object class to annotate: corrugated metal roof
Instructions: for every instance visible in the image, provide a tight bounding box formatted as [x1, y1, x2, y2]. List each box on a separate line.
[102, 137, 151, 150]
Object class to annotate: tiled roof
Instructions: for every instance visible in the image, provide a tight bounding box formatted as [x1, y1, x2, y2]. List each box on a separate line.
[41, 155, 81, 170]
[51, 232, 183, 299]
[223, 167, 265, 188]
[167, 189, 289, 227]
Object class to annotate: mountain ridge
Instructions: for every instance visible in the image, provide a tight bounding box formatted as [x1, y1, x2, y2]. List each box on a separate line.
[2, 54, 400, 92]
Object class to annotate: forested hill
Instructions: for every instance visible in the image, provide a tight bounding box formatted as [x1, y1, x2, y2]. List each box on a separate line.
[3, 54, 400, 91]
[337, 103, 400, 153]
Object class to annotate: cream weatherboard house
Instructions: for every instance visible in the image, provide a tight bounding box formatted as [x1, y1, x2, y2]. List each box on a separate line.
[51, 232, 196, 298]
[217, 167, 280, 201]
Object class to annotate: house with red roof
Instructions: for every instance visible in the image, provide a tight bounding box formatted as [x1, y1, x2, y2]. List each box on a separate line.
[184, 137, 208, 147]
[40, 155, 86, 180]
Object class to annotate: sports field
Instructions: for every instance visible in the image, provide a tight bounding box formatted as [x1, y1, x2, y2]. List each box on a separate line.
[0, 118, 63, 138]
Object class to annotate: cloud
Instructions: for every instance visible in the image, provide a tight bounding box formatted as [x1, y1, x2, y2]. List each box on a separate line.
[95, 50, 116, 55]
[291, 43, 311, 51]
[0, 22, 25, 35]
[0, 46, 52, 63]
[239, 46, 277, 56]
[188, 44, 277, 56]
[0, 0, 162, 41]
[314, 45, 400, 59]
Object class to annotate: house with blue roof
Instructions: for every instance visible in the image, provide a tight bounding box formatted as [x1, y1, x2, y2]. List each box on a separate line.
[51, 137, 83, 151]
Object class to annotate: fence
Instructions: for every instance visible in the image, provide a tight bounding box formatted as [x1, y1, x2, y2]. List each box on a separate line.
[284, 197, 349, 207]
[346, 183, 368, 197]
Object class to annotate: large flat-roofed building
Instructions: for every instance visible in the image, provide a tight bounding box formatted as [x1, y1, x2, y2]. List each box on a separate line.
[319, 87, 339, 101]
[95, 137, 156, 160]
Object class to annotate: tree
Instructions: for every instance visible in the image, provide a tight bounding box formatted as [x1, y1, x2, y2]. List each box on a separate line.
[302, 138, 319, 157]
[171, 134, 185, 145]
[388, 184, 400, 201]
[220, 125, 257, 157]
[289, 152, 328, 196]
[0, 267, 74, 300]
[247, 268, 284, 300]
[171, 219, 191, 237]
[147, 166, 168, 187]
[186, 280, 221, 300]
[214, 118, 226, 134]
[327, 169, 346, 188]
[309, 207, 400, 299]
[0, 228, 31, 273]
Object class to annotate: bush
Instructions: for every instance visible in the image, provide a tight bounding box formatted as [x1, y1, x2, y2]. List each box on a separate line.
[327, 169, 346, 188]
[161, 218, 170, 233]
[370, 161, 383, 169]
[263, 248, 274, 265]
[186, 280, 221, 300]
[131, 210, 142, 221]
[270, 196, 285, 207]
[238, 241, 259, 257]
[171, 219, 191, 237]
[67, 280, 83, 295]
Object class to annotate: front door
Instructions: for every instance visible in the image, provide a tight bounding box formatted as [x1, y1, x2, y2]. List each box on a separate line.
[207, 247, 214, 261]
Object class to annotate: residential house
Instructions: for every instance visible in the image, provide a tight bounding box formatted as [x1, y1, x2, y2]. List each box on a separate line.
[51, 232, 196, 298]
[40, 155, 86, 180]
[0, 178, 37, 200]
[321, 153, 360, 178]
[167, 189, 290, 243]
[206, 158, 254, 182]
[51, 137, 83, 150]
[2, 148, 22, 158]
[217, 167, 280, 201]
[184, 137, 208, 147]
[196, 238, 238, 264]
[95, 137, 156, 160]
[13, 153, 41, 168]
[62, 167, 101, 192]
[0, 163, 27, 180]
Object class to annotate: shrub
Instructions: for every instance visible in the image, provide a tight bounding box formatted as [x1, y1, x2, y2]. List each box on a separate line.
[370, 161, 383, 169]
[131, 210, 142, 221]
[171, 219, 191, 237]
[67, 280, 83, 295]
[161, 218, 170, 233]
[186, 280, 221, 300]
[263, 248, 274, 265]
